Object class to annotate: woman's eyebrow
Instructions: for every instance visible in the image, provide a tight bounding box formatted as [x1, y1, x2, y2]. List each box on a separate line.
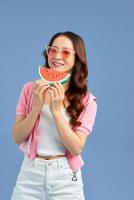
[51, 45, 58, 48]
[52, 45, 72, 50]
[62, 47, 73, 50]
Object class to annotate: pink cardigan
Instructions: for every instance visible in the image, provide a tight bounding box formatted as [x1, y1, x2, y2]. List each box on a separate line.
[16, 82, 97, 171]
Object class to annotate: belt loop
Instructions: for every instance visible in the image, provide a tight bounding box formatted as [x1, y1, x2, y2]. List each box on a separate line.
[57, 158, 63, 169]
[32, 158, 35, 168]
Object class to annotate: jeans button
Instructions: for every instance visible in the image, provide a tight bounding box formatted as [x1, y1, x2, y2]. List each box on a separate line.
[48, 163, 52, 166]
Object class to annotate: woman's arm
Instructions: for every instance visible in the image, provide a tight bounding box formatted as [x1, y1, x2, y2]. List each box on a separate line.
[48, 83, 97, 156]
[13, 81, 50, 144]
[52, 110, 87, 156]
[12, 107, 40, 144]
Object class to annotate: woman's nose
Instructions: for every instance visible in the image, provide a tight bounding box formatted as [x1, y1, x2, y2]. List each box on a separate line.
[55, 50, 62, 59]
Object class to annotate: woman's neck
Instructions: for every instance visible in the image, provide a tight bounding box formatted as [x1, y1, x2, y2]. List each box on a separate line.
[63, 81, 70, 92]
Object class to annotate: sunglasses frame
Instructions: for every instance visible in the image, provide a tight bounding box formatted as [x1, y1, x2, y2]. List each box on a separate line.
[45, 46, 76, 59]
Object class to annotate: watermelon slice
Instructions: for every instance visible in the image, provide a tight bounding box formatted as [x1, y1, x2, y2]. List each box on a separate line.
[38, 66, 71, 85]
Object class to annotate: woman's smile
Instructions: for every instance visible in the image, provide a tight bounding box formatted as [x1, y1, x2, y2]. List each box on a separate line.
[52, 60, 64, 67]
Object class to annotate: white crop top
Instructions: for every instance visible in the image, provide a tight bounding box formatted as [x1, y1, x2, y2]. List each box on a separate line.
[37, 105, 70, 156]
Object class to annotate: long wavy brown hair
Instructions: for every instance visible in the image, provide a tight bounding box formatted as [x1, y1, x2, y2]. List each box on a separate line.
[43, 31, 89, 127]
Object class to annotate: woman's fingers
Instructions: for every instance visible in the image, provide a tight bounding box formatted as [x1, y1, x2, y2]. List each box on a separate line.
[50, 82, 64, 98]
[35, 79, 49, 85]
[40, 85, 50, 95]
[50, 85, 58, 99]
[33, 82, 50, 94]
[56, 82, 64, 96]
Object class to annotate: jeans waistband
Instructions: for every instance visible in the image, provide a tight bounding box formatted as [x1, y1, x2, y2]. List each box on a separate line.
[23, 155, 71, 170]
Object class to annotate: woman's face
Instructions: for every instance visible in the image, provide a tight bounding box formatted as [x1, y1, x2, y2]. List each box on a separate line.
[47, 36, 75, 73]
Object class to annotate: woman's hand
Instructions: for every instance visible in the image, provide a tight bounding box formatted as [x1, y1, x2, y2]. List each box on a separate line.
[48, 82, 65, 114]
[32, 81, 50, 111]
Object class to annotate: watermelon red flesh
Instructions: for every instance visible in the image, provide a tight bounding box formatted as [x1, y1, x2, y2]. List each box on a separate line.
[38, 66, 71, 84]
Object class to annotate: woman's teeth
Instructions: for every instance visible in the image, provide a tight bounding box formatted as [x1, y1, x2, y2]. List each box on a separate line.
[53, 62, 64, 67]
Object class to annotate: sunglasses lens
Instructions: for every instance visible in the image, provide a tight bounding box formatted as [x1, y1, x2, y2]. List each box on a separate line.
[48, 47, 57, 57]
[61, 50, 71, 59]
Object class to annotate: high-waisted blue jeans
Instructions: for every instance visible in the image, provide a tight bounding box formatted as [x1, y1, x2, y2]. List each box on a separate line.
[11, 156, 85, 200]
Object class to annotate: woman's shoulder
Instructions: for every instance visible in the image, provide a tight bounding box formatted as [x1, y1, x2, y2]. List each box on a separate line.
[83, 91, 97, 105]
[23, 81, 33, 87]
[20, 81, 35, 95]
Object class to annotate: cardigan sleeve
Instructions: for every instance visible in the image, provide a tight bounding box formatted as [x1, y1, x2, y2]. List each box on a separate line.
[16, 84, 27, 116]
[16, 82, 33, 116]
[74, 95, 97, 136]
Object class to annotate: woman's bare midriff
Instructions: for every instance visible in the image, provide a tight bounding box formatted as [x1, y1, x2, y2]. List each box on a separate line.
[36, 155, 66, 160]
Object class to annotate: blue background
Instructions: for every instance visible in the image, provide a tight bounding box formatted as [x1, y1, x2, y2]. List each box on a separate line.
[0, 0, 134, 199]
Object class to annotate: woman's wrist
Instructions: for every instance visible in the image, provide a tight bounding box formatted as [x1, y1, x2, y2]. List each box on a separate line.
[52, 109, 62, 117]
[32, 106, 42, 114]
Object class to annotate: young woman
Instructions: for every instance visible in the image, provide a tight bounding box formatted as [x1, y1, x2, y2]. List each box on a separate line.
[11, 31, 97, 200]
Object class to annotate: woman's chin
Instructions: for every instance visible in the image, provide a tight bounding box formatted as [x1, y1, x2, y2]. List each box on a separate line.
[50, 66, 65, 71]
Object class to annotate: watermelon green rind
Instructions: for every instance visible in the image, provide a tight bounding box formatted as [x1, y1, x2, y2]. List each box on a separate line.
[38, 66, 71, 85]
